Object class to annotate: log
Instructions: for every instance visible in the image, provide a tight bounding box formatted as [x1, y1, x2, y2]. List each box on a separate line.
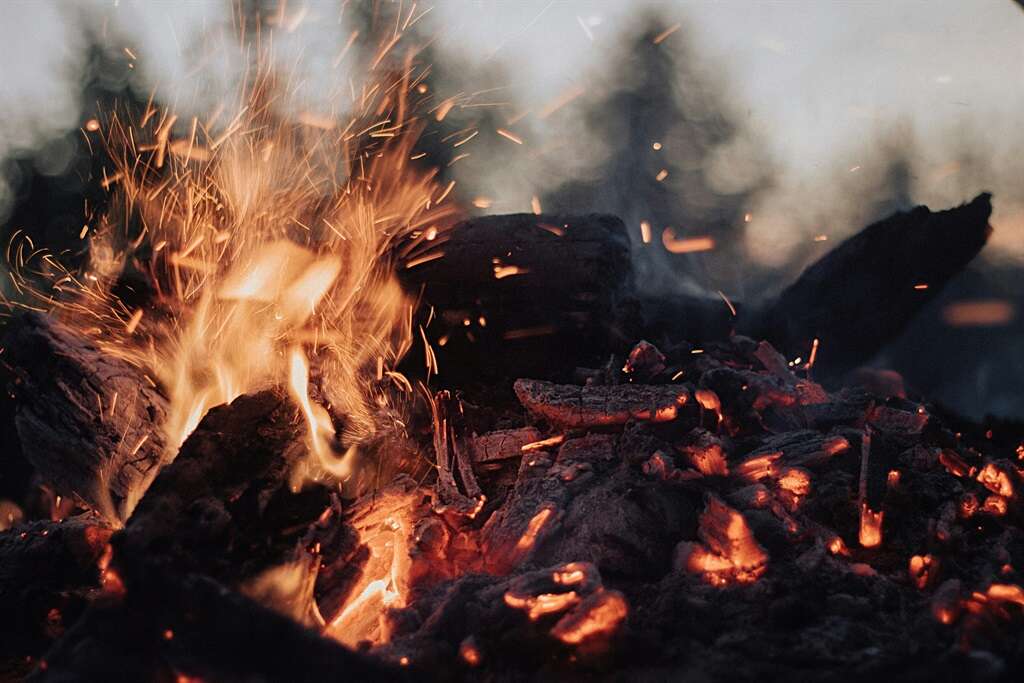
[0, 516, 111, 676]
[401, 196, 992, 385]
[400, 213, 633, 383]
[31, 572, 403, 682]
[514, 379, 693, 429]
[114, 390, 329, 586]
[746, 193, 992, 375]
[469, 427, 542, 463]
[2, 312, 169, 519]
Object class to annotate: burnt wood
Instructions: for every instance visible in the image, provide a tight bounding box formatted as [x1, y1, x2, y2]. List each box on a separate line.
[2, 312, 169, 518]
[745, 193, 993, 375]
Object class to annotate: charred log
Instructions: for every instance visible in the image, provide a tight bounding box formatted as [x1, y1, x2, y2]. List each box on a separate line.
[113, 390, 330, 586]
[2, 312, 169, 517]
[31, 572, 402, 682]
[401, 213, 633, 383]
[514, 378, 694, 429]
[746, 193, 993, 375]
[0, 516, 111, 677]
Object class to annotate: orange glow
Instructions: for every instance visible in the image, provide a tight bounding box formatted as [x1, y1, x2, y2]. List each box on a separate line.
[661, 231, 715, 254]
[939, 450, 972, 478]
[735, 452, 781, 482]
[887, 470, 901, 488]
[982, 495, 1008, 517]
[550, 589, 628, 645]
[680, 496, 768, 585]
[459, 637, 482, 666]
[521, 435, 566, 453]
[959, 493, 979, 518]
[977, 462, 1014, 498]
[942, 300, 1015, 327]
[859, 504, 884, 548]
[778, 467, 811, 497]
[515, 508, 554, 556]
[504, 590, 581, 621]
[909, 554, 937, 590]
[552, 563, 592, 587]
[828, 537, 850, 556]
[325, 489, 419, 648]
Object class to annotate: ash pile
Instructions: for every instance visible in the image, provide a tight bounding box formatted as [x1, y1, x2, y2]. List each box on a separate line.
[1, 194, 1022, 682]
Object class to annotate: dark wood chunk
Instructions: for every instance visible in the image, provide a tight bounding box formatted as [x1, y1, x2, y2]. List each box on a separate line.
[2, 312, 169, 517]
[514, 379, 691, 429]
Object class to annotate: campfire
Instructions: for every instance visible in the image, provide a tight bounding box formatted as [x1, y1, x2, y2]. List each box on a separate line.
[1, 13, 1023, 683]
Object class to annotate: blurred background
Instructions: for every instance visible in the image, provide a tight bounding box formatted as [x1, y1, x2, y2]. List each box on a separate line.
[0, 0, 1021, 420]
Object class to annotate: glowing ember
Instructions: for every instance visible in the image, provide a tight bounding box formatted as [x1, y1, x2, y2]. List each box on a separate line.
[677, 495, 768, 585]
[325, 487, 421, 648]
[550, 589, 628, 645]
[515, 508, 555, 556]
[859, 504, 884, 548]
[661, 231, 715, 254]
[909, 554, 938, 590]
[977, 462, 1015, 498]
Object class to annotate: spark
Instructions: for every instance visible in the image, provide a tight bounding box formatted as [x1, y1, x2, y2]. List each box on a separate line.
[652, 23, 681, 44]
[496, 128, 523, 145]
[716, 290, 737, 317]
[661, 230, 715, 254]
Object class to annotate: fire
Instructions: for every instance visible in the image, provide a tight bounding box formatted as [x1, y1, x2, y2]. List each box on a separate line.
[677, 495, 768, 585]
[325, 487, 420, 648]
[909, 554, 938, 590]
[549, 589, 628, 645]
[859, 504, 884, 548]
[9, 33, 458, 519]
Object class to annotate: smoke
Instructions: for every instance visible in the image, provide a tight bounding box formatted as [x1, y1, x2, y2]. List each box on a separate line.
[1, 1, 1022, 419]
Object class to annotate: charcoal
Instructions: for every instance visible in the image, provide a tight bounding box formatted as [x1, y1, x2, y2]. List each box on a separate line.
[514, 378, 694, 429]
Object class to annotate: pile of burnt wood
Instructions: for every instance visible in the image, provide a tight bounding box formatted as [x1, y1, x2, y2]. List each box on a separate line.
[1, 193, 1022, 681]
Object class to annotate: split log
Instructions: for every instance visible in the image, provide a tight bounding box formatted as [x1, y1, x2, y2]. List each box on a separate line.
[469, 427, 542, 463]
[429, 391, 484, 517]
[0, 516, 111, 675]
[514, 379, 693, 429]
[2, 312, 168, 518]
[746, 193, 992, 375]
[114, 390, 329, 586]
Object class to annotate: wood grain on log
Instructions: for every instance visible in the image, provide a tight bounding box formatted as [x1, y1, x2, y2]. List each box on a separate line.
[514, 378, 692, 429]
[2, 312, 168, 518]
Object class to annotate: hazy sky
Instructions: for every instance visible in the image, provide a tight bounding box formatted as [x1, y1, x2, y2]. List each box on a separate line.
[1, 0, 1021, 261]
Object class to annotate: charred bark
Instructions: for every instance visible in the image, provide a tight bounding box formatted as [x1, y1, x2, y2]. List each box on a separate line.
[745, 193, 993, 375]
[0, 517, 111, 677]
[2, 312, 169, 517]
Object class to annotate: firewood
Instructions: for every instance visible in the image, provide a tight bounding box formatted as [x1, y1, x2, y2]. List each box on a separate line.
[469, 427, 542, 463]
[513, 378, 693, 429]
[747, 193, 992, 375]
[2, 312, 169, 518]
[429, 390, 484, 517]
[401, 213, 634, 383]
[0, 516, 111, 674]
[113, 390, 330, 586]
[32, 572, 403, 682]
